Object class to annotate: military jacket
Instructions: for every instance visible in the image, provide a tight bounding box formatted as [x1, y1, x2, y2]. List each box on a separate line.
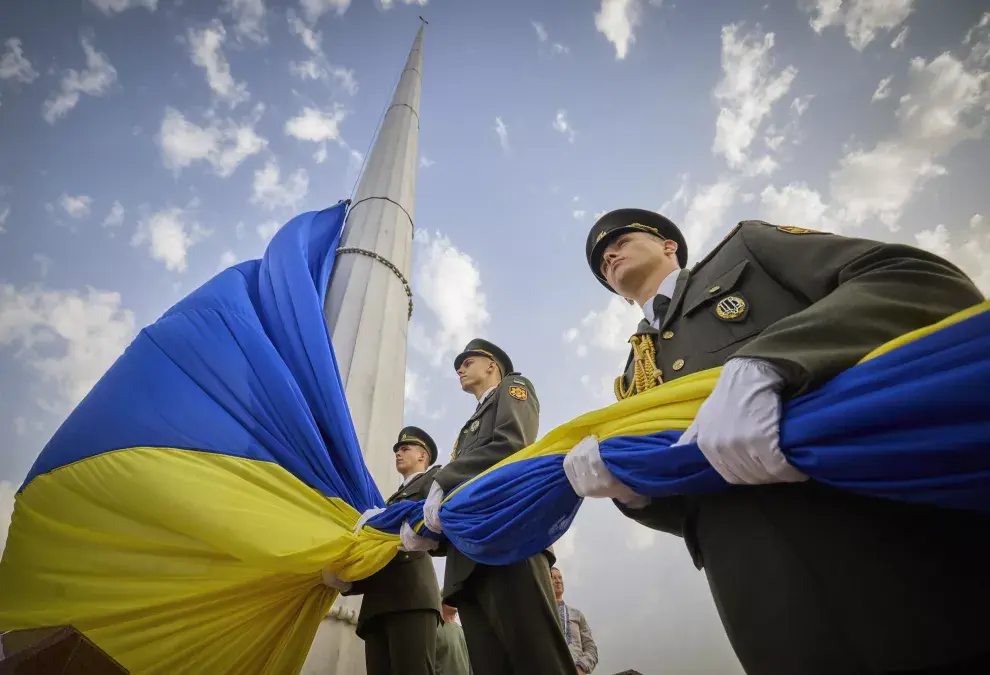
[613, 220, 984, 566]
[342, 465, 443, 637]
[432, 373, 556, 599]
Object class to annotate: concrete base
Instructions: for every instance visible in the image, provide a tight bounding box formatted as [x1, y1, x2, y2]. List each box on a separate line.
[300, 596, 366, 675]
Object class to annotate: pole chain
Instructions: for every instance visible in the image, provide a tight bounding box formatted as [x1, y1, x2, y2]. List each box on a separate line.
[335, 247, 414, 319]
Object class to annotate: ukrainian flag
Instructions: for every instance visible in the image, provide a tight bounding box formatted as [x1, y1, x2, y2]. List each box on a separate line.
[0, 202, 401, 674]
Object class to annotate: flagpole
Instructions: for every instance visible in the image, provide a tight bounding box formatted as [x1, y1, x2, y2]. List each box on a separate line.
[303, 20, 425, 675]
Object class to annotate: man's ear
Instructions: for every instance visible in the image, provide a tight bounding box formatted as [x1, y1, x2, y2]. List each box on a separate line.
[665, 240, 678, 256]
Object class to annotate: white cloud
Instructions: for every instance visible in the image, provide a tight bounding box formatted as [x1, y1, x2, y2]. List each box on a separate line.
[1, 38, 39, 83]
[88, 0, 157, 14]
[564, 295, 644, 359]
[791, 94, 814, 117]
[34, 254, 53, 279]
[828, 18, 990, 230]
[222, 0, 267, 43]
[553, 109, 577, 143]
[831, 142, 945, 230]
[131, 207, 209, 272]
[595, 0, 642, 60]
[102, 200, 125, 228]
[593, 209, 607, 220]
[287, 15, 359, 99]
[914, 223, 990, 295]
[405, 368, 422, 403]
[420, 156, 435, 169]
[758, 183, 831, 228]
[257, 218, 281, 243]
[288, 11, 321, 53]
[251, 160, 309, 211]
[573, 210, 587, 220]
[0, 285, 137, 409]
[972, 214, 985, 229]
[682, 177, 738, 256]
[891, 26, 908, 49]
[328, 66, 358, 95]
[408, 230, 490, 368]
[188, 21, 249, 107]
[285, 106, 349, 165]
[872, 75, 893, 101]
[532, 20, 549, 42]
[803, 0, 915, 51]
[59, 194, 92, 219]
[494, 116, 509, 152]
[42, 36, 117, 124]
[285, 105, 347, 142]
[157, 107, 267, 177]
[218, 250, 238, 271]
[300, 0, 352, 23]
[0, 481, 13, 559]
[0, 205, 9, 234]
[713, 23, 797, 172]
[379, 0, 428, 8]
[531, 20, 569, 54]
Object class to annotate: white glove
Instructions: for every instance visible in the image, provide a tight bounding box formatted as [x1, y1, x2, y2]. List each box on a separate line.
[674, 357, 808, 485]
[563, 435, 650, 509]
[353, 507, 386, 534]
[399, 521, 438, 552]
[321, 568, 352, 592]
[423, 481, 444, 533]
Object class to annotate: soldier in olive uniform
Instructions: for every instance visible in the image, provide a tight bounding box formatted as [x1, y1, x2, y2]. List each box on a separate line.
[421, 339, 573, 675]
[565, 208, 990, 675]
[340, 427, 443, 675]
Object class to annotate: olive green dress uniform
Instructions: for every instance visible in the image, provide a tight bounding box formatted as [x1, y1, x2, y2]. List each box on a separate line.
[341, 428, 443, 675]
[431, 339, 573, 675]
[588, 210, 990, 675]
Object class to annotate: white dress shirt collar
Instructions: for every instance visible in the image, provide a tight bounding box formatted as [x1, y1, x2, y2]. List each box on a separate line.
[641, 268, 681, 325]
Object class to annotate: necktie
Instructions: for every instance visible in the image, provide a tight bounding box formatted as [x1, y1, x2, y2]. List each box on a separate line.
[652, 295, 671, 327]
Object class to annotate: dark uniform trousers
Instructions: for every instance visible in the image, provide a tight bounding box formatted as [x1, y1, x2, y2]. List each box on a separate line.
[363, 609, 438, 675]
[434, 374, 573, 675]
[342, 468, 443, 675]
[451, 553, 572, 675]
[612, 221, 990, 675]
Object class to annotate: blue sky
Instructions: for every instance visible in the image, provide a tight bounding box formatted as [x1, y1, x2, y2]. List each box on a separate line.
[2, 0, 989, 672]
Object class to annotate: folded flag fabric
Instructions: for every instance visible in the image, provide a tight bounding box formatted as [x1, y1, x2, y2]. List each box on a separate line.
[419, 300, 990, 566]
[0, 202, 401, 675]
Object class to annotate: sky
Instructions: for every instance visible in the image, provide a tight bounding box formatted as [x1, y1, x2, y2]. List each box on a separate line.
[1, 0, 989, 672]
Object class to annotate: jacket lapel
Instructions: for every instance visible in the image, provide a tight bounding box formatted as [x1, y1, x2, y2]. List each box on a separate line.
[660, 269, 691, 332]
[468, 389, 497, 423]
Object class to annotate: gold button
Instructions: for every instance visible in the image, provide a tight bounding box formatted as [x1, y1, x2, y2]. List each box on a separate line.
[672, 359, 685, 371]
[662, 330, 674, 340]
[708, 285, 721, 294]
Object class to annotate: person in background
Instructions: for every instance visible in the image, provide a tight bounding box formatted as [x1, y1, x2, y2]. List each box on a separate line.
[436, 603, 472, 675]
[551, 567, 598, 675]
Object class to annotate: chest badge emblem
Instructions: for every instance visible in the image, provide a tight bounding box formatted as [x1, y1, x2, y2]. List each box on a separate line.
[715, 295, 748, 322]
[469, 420, 481, 433]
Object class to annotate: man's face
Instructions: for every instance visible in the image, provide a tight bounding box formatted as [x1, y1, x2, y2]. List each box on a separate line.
[456, 355, 496, 392]
[600, 231, 676, 296]
[394, 444, 427, 472]
[551, 568, 564, 598]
